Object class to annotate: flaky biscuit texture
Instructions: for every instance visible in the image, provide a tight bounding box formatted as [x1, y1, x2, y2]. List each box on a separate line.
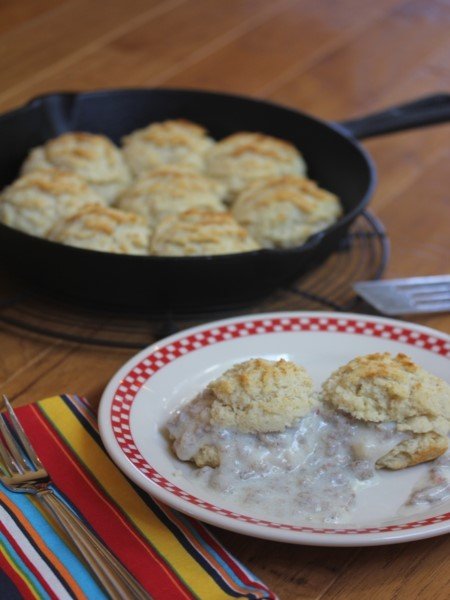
[206, 132, 306, 200]
[323, 352, 450, 469]
[150, 209, 260, 256]
[322, 353, 450, 433]
[122, 119, 214, 176]
[207, 358, 317, 433]
[21, 133, 131, 203]
[48, 204, 149, 255]
[232, 174, 342, 248]
[116, 166, 226, 229]
[0, 169, 106, 237]
[376, 432, 448, 470]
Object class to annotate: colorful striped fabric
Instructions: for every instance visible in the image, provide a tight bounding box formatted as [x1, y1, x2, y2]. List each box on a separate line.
[0, 395, 277, 600]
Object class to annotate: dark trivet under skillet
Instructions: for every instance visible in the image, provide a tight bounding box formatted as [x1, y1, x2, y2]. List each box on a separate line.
[0, 211, 388, 349]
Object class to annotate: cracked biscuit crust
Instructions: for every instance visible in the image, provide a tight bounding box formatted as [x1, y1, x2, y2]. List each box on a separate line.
[322, 353, 450, 433]
[206, 132, 306, 200]
[323, 352, 450, 469]
[116, 166, 226, 230]
[48, 204, 149, 255]
[0, 168, 106, 237]
[376, 432, 448, 470]
[207, 358, 317, 434]
[150, 209, 259, 256]
[122, 119, 214, 176]
[22, 133, 131, 203]
[232, 174, 342, 248]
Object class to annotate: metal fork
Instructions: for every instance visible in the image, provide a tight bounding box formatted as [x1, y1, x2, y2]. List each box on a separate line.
[354, 275, 450, 315]
[0, 395, 151, 600]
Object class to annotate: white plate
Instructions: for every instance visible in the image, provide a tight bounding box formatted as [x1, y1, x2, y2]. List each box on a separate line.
[99, 312, 450, 546]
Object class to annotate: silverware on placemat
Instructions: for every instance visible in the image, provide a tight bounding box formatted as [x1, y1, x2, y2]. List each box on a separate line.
[354, 275, 450, 315]
[0, 395, 151, 600]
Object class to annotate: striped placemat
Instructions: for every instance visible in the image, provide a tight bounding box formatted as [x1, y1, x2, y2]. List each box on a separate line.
[0, 395, 277, 599]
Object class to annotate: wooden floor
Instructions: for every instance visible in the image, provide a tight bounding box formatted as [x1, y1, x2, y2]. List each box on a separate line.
[0, 1, 449, 598]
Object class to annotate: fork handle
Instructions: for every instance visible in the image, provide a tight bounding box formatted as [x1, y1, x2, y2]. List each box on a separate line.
[37, 489, 151, 600]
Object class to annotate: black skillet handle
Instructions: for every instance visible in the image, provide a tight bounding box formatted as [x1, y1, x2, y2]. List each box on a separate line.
[339, 93, 450, 140]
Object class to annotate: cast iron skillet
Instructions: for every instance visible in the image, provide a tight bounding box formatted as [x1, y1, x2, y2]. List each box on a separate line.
[0, 89, 449, 312]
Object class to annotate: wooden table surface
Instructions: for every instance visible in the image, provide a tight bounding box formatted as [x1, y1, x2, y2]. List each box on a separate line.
[1, 1, 449, 598]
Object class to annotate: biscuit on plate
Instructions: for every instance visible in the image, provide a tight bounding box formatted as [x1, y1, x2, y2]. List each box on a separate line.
[21, 132, 131, 204]
[181, 358, 317, 468]
[190, 445, 221, 469]
[207, 358, 317, 434]
[0, 168, 106, 238]
[376, 431, 448, 470]
[150, 209, 260, 256]
[116, 166, 226, 230]
[48, 204, 149, 255]
[322, 352, 450, 469]
[206, 132, 307, 200]
[122, 119, 214, 176]
[232, 174, 342, 248]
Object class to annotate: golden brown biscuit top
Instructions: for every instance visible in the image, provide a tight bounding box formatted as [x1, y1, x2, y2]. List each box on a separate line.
[207, 358, 317, 433]
[211, 357, 306, 397]
[150, 209, 260, 255]
[125, 166, 224, 198]
[125, 119, 209, 147]
[53, 204, 146, 236]
[4, 168, 98, 197]
[0, 168, 107, 238]
[212, 132, 300, 162]
[235, 175, 339, 214]
[334, 352, 418, 384]
[44, 132, 128, 182]
[160, 209, 250, 243]
[322, 352, 450, 435]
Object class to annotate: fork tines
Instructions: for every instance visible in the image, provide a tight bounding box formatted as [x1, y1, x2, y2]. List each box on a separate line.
[0, 395, 44, 477]
[354, 275, 450, 315]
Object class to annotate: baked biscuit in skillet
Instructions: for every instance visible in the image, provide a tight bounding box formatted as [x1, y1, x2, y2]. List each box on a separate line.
[150, 209, 260, 256]
[116, 166, 226, 231]
[0, 168, 106, 238]
[232, 174, 342, 248]
[22, 132, 131, 204]
[48, 204, 150, 255]
[206, 132, 306, 200]
[122, 119, 214, 176]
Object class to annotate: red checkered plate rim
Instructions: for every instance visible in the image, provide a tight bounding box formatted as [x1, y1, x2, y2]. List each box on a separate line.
[99, 312, 450, 546]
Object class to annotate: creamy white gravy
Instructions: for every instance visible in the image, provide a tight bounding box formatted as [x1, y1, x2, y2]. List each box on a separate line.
[167, 396, 408, 524]
[405, 452, 450, 508]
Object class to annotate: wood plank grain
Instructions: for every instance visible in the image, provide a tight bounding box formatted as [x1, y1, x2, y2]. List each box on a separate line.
[0, 0, 296, 112]
[0, 270, 63, 387]
[0, 326, 52, 387]
[269, 0, 450, 118]
[362, 40, 450, 209]
[0, 0, 65, 35]
[323, 536, 450, 600]
[155, 0, 403, 92]
[2, 339, 129, 407]
[0, 0, 186, 97]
